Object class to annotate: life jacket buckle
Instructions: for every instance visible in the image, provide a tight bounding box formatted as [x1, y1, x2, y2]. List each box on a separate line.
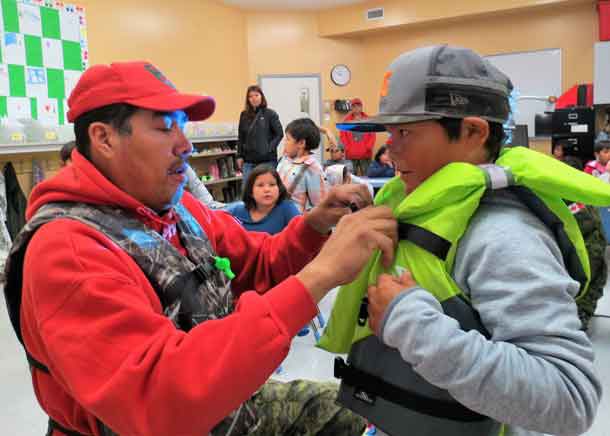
[334, 356, 349, 380]
[357, 297, 369, 326]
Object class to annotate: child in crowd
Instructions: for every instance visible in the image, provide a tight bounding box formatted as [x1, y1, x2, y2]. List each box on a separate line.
[584, 140, 610, 178]
[551, 141, 565, 161]
[277, 118, 328, 213]
[325, 164, 374, 198]
[228, 165, 300, 235]
[584, 141, 610, 239]
[59, 141, 76, 166]
[367, 145, 395, 178]
[320, 126, 354, 173]
[596, 108, 610, 141]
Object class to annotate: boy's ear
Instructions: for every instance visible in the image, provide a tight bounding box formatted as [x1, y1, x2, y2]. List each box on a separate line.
[461, 117, 489, 146]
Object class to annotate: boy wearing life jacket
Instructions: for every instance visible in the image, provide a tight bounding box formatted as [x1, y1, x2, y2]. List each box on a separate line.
[322, 45, 604, 436]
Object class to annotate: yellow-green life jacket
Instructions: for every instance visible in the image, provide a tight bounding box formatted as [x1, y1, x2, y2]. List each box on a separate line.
[319, 146, 610, 353]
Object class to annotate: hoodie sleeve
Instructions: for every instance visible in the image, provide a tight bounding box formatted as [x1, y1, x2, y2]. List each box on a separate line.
[23, 218, 319, 436]
[182, 195, 328, 296]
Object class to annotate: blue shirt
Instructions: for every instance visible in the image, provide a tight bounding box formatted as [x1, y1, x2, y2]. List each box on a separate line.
[367, 160, 395, 178]
[228, 199, 301, 235]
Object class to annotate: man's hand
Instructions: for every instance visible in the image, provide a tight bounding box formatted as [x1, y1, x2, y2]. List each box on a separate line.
[236, 158, 244, 170]
[304, 184, 373, 235]
[297, 206, 397, 303]
[368, 272, 417, 334]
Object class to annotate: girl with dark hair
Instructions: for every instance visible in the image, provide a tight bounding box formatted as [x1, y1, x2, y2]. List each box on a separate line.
[228, 165, 300, 235]
[59, 141, 76, 166]
[366, 145, 395, 178]
[237, 85, 284, 185]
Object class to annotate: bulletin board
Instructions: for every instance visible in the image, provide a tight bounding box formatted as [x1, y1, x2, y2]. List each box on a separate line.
[0, 0, 88, 125]
[485, 49, 561, 137]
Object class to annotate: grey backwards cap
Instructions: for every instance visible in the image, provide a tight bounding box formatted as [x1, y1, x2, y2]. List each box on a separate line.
[337, 45, 513, 132]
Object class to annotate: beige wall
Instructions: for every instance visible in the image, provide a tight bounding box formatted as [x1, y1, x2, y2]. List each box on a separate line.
[360, 2, 597, 106]
[246, 2, 598, 153]
[16, 0, 250, 196]
[13, 0, 601, 193]
[77, 0, 248, 121]
[317, 0, 593, 37]
[245, 12, 367, 130]
[358, 2, 597, 150]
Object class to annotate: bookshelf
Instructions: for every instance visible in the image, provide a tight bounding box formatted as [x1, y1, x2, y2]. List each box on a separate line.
[189, 137, 242, 203]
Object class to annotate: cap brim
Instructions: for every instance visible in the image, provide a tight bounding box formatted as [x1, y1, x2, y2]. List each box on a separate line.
[127, 92, 216, 121]
[337, 113, 443, 132]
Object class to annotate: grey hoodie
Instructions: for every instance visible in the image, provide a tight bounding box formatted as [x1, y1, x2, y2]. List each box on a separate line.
[379, 189, 602, 436]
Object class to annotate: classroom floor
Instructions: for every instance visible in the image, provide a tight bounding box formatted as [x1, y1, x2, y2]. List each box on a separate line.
[1, 272, 609, 435]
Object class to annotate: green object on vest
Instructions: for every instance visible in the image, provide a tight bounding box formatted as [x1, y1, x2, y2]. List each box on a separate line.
[214, 256, 236, 280]
[318, 146, 610, 354]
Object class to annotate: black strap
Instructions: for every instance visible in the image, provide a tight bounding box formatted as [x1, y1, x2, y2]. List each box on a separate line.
[398, 223, 451, 261]
[334, 357, 488, 422]
[26, 352, 50, 373]
[47, 418, 90, 436]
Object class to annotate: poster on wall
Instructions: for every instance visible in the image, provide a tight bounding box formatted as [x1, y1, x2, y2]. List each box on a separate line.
[0, 0, 88, 125]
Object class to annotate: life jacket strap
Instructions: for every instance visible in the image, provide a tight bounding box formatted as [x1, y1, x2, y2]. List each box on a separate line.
[46, 418, 90, 436]
[398, 223, 451, 261]
[26, 351, 50, 373]
[334, 357, 488, 422]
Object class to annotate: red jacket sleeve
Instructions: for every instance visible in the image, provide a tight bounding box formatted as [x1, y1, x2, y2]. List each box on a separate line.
[182, 195, 328, 296]
[22, 219, 319, 436]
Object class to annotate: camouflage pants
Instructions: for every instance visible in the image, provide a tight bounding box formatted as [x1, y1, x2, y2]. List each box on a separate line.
[575, 209, 608, 332]
[249, 379, 366, 436]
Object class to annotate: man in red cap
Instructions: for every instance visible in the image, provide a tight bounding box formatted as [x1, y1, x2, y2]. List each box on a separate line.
[340, 98, 376, 176]
[3, 61, 398, 435]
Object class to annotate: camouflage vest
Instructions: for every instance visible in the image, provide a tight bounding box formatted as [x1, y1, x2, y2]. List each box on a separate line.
[3, 201, 260, 436]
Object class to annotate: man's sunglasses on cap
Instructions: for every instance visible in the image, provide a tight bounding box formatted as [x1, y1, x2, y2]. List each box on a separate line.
[163, 110, 188, 132]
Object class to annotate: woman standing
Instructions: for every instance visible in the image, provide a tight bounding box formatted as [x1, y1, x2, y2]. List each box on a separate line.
[237, 85, 284, 185]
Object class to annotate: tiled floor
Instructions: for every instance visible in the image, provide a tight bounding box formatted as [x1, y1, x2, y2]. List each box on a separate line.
[1, 282, 609, 435]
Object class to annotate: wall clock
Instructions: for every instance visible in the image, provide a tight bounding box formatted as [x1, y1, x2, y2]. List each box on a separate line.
[331, 64, 351, 87]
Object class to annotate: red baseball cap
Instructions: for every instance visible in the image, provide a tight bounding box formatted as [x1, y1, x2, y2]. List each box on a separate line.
[351, 98, 363, 106]
[67, 61, 216, 123]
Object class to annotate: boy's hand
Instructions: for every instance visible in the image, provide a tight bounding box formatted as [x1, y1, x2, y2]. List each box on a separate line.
[368, 272, 417, 334]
